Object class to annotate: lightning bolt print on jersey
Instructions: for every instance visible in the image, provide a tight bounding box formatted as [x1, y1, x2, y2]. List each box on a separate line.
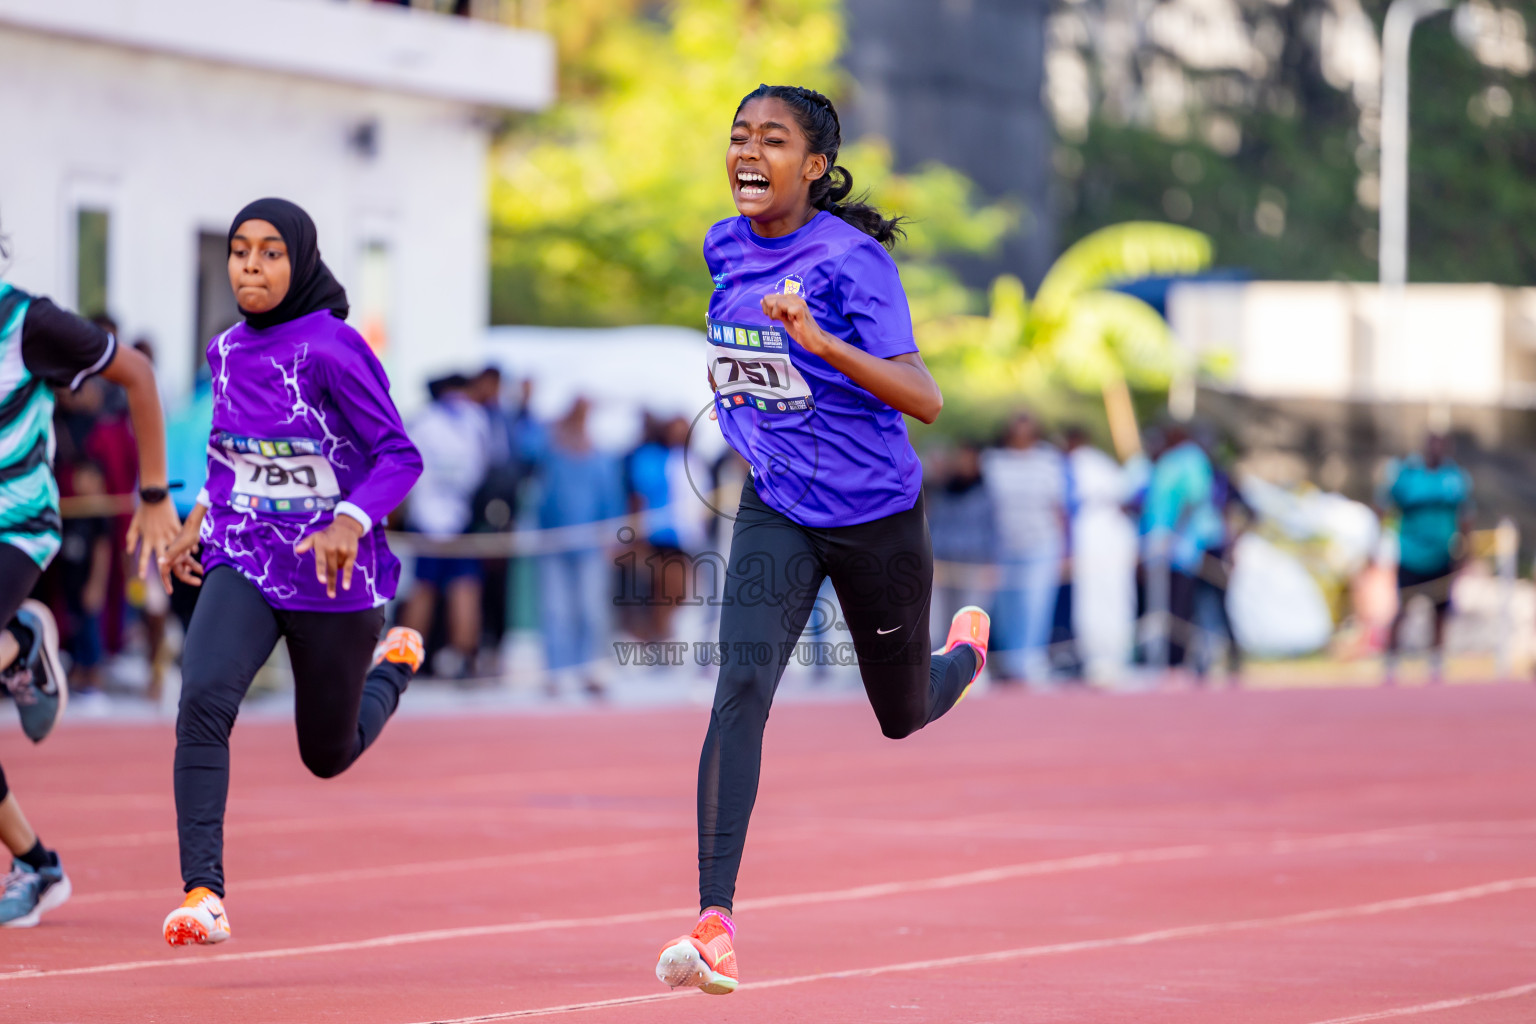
[199, 311, 422, 611]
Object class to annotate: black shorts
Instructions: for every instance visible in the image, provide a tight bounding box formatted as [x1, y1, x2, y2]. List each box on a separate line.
[1397, 565, 1454, 611]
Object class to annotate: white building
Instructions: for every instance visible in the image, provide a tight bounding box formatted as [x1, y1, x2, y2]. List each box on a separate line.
[0, 0, 554, 413]
[1169, 282, 1536, 409]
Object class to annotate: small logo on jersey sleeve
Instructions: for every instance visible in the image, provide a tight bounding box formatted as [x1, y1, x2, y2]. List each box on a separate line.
[713, 271, 726, 290]
[778, 274, 804, 296]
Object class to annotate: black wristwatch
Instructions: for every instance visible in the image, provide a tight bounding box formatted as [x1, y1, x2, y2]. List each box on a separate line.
[138, 481, 184, 505]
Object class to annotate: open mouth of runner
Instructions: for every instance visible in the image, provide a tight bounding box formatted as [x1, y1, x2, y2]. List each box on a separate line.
[734, 168, 769, 199]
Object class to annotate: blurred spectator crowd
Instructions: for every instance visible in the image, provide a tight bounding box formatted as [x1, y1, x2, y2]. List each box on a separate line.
[26, 336, 1487, 707]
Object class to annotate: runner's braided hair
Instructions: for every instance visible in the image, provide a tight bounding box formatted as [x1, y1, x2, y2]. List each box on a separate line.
[735, 85, 905, 250]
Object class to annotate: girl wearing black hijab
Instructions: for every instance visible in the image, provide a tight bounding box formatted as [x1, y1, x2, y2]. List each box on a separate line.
[158, 199, 425, 946]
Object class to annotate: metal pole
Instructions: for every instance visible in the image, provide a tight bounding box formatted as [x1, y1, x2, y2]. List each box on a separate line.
[1495, 517, 1518, 680]
[1147, 528, 1171, 676]
[1378, 0, 1451, 289]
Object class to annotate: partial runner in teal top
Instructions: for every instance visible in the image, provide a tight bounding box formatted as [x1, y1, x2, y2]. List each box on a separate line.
[0, 282, 119, 568]
[1140, 436, 1222, 573]
[1385, 442, 1472, 575]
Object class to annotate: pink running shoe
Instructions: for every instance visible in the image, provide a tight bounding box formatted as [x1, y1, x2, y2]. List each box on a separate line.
[655, 910, 738, 994]
[937, 605, 990, 702]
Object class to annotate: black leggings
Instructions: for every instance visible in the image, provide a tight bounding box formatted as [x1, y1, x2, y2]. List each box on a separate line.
[0, 543, 44, 805]
[698, 481, 976, 913]
[176, 566, 409, 896]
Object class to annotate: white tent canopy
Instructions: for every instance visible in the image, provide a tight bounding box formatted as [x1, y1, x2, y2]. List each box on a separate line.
[483, 325, 726, 458]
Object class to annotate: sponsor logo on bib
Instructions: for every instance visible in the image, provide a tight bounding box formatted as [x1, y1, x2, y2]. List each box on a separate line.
[706, 316, 815, 416]
[217, 432, 340, 514]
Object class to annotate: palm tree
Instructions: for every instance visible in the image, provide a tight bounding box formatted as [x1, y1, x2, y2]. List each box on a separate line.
[920, 222, 1213, 457]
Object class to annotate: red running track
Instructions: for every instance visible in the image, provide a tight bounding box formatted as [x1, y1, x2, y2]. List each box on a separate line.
[2, 684, 1535, 1023]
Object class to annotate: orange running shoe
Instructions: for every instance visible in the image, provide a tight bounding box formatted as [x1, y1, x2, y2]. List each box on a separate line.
[163, 887, 231, 946]
[655, 910, 738, 994]
[372, 627, 425, 674]
[937, 605, 990, 702]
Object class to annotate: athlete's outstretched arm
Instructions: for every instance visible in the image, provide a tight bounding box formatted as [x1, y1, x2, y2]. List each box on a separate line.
[761, 293, 943, 424]
[99, 344, 182, 579]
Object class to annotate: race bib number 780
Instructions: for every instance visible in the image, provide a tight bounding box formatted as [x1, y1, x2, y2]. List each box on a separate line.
[216, 433, 340, 514]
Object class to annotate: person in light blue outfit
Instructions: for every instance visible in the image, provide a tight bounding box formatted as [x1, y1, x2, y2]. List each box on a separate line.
[982, 413, 1066, 684]
[1140, 422, 1223, 671]
[161, 373, 216, 633]
[531, 396, 624, 697]
[1381, 432, 1472, 684]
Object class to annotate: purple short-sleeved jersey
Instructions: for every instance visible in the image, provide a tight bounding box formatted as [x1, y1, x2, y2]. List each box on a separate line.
[199, 311, 422, 612]
[704, 211, 922, 527]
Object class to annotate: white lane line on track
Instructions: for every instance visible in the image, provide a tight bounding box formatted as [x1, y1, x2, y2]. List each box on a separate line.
[69, 840, 675, 906]
[409, 878, 1536, 1023]
[64, 816, 1535, 905]
[1301, 981, 1536, 1023]
[60, 805, 689, 851]
[3, 824, 1533, 984]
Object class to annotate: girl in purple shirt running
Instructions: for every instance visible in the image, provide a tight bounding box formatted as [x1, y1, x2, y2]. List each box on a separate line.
[653, 85, 992, 995]
[157, 199, 424, 947]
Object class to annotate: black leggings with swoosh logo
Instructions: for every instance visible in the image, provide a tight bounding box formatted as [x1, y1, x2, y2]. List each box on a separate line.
[697, 479, 977, 913]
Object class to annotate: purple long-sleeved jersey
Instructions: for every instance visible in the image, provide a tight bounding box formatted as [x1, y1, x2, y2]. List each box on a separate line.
[198, 310, 422, 611]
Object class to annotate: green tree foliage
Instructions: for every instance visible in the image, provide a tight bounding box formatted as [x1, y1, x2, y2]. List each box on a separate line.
[489, 0, 1014, 328]
[1409, 12, 1536, 283]
[922, 222, 1213, 399]
[1054, 0, 1536, 284]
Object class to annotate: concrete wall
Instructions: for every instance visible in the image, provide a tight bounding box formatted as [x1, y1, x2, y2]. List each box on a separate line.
[1169, 282, 1536, 408]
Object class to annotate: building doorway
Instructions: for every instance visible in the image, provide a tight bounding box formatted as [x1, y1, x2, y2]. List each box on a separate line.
[193, 230, 239, 377]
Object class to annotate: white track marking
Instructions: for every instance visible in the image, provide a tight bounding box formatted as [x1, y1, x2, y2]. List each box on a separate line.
[69, 840, 673, 906]
[56, 810, 1536, 902]
[1, 824, 1531, 985]
[63, 820, 1456, 905]
[1301, 981, 1536, 1022]
[406, 878, 1536, 1023]
[59, 804, 689, 851]
[807, 816, 1536, 844]
[63, 819, 1471, 907]
[424, 992, 681, 1021]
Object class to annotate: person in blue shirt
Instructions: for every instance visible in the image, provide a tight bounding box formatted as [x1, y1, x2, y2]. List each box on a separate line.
[530, 396, 624, 698]
[161, 371, 215, 635]
[1381, 433, 1472, 684]
[1140, 422, 1223, 673]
